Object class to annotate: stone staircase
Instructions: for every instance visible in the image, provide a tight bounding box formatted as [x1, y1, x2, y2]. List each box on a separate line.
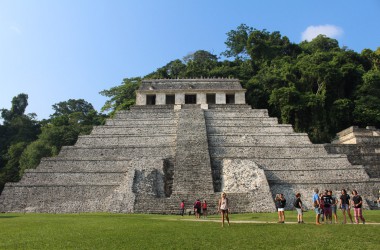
[0, 106, 178, 213]
[205, 105, 376, 209]
[324, 126, 380, 209]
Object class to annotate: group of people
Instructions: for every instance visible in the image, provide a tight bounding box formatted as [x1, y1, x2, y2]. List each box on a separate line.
[179, 189, 367, 226]
[274, 188, 366, 225]
[274, 192, 305, 224]
[179, 192, 230, 227]
[313, 188, 365, 225]
[179, 199, 208, 219]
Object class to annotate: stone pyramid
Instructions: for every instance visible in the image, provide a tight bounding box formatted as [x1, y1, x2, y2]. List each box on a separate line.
[0, 79, 377, 213]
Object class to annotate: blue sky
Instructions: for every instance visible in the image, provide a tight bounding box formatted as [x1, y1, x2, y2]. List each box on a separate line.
[1, 0, 379, 120]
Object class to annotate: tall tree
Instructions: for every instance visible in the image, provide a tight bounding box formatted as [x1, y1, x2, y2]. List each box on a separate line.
[0, 94, 40, 193]
[353, 70, 380, 126]
[100, 77, 141, 116]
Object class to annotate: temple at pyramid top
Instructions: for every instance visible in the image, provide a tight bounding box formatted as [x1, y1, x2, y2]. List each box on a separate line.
[136, 78, 246, 106]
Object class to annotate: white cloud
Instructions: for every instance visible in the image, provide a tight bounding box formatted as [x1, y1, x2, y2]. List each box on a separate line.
[9, 26, 22, 35]
[301, 25, 343, 41]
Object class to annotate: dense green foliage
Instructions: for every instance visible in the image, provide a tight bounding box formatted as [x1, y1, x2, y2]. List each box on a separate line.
[101, 24, 380, 143]
[1, 212, 379, 249]
[0, 97, 106, 192]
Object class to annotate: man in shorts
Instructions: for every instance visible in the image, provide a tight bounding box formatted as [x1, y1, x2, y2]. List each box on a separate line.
[313, 188, 321, 225]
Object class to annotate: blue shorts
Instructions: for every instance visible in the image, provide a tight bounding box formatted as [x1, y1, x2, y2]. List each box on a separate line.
[314, 207, 320, 214]
[341, 204, 350, 210]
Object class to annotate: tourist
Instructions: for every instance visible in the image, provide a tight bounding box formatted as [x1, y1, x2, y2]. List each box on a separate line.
[275, 193, 286, 223]
[351, 190, 365, 224]
[340, 189, 353, 224]
[180, 200, 185, 216]
[193, 199, 201, 219]
[202, 200, 208, 218]
[293, 193, 304, 223]
[312, 188, 321, 225]
[322, 190, 333, 224]
[218, 192, 230, 227]
[319, 193, 325, 222]
[329, 190, 338, 223]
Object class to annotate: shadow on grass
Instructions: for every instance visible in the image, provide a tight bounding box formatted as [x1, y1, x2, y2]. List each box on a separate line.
[0, 215, 19, 219]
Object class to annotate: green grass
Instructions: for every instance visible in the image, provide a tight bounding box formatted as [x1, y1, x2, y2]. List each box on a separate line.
[1, 211, 379, 249]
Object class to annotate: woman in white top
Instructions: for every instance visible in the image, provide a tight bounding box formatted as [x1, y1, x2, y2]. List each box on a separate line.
[218, 192, 230, 227]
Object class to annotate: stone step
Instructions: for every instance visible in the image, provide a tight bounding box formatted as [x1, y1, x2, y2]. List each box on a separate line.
[172, 109, 214, 194]
[0, 184, 117, 213]
[208, 134, 311, 145]
[19, 172, 126, 185]
[114, 111, 177, 119]
[130, 105, 175, 111]
[207, 104, 252, 110]
[346, 154, 380, 164]
[325, 144, 380, 154]
[91, 126, 176, 135]
[105, 119, 177, 126]
[205, 117, 279, 125]
[37, 158, 132, 172]
[209, 145, 331, 158]
[265, 168, 369, 182]
[211, 156, 355, 170]
[205, 110, 269, 118]
[76, 135, 176, 147]
[58, 146, 175, 159]
[363, 165, 380, 178]
[207, 125, 294, 134]
[37, 158, 163, 172]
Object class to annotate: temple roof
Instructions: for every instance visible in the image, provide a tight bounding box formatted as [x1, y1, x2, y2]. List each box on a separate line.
[139, 78, 244, 91]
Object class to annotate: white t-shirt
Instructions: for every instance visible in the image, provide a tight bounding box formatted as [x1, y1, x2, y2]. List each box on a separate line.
[220, 198, 228, 210]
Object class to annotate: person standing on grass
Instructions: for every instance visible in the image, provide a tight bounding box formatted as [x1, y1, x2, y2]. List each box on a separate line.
[319, 193, 325, 222]
[351, 190, 365, 224]
[329, 190, 338, 223]
[202, 200, 208, 218]
[313, 188, 321, 225]
[180, 200, 185, 216]
[340, 189, 353, 224]
[275, 193, 286, 223]
[218, 192, 230, 227]
[194, 199, 201, 219]
[322, 190, 333, 224]
[293, 193, 304, 223]
[294, 193, 304, 223]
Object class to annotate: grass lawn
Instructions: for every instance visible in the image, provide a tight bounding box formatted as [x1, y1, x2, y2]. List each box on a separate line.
[1, 210, 379, 249]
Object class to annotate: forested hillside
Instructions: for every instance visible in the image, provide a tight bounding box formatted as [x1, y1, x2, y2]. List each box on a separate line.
[1, 24, 379, 193]
[0, 96, 106, 192]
